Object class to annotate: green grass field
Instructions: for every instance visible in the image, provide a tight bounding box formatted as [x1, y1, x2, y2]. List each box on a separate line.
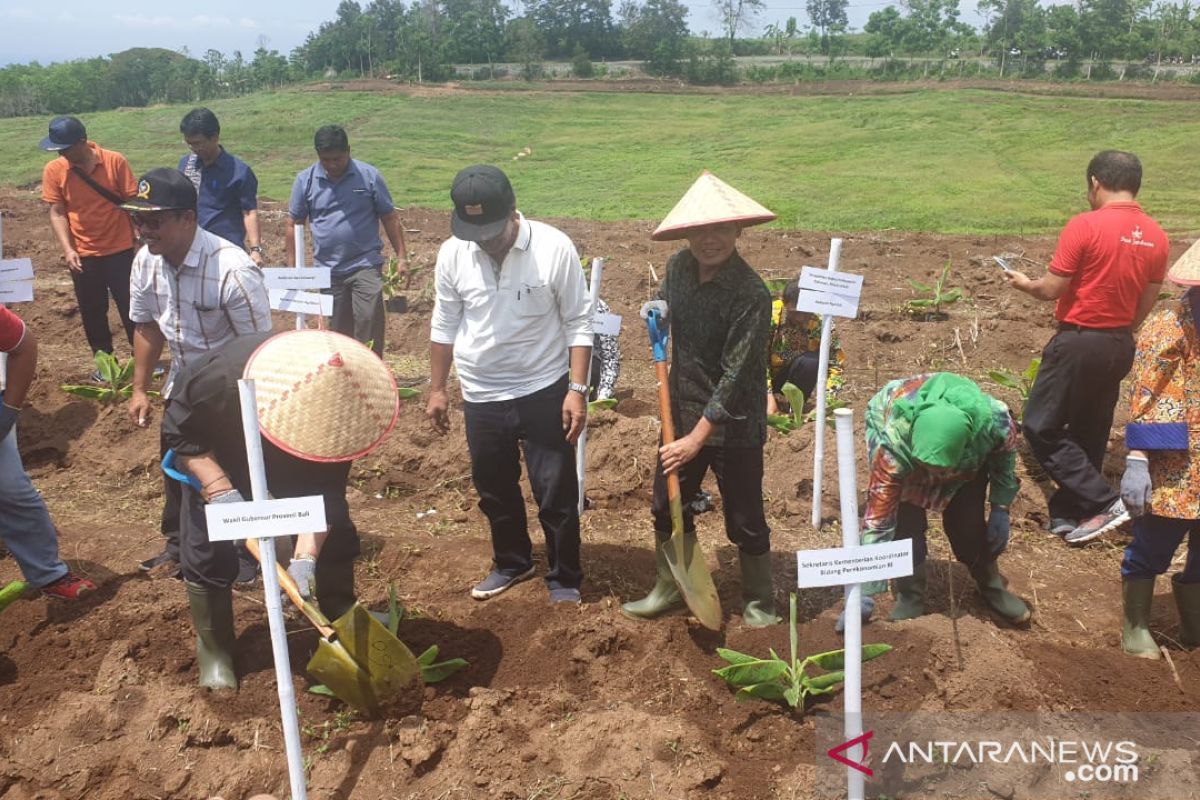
[2, 86, 1198, 235]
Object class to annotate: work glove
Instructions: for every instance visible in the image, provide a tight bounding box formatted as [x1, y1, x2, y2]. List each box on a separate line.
[287, 556, 317, 600]
[1121, 455, 1152, 518]
[639, 300, 669, 323]
[987, 505, 1011, 558]
[208, 489, 245, 504]
[834, 595, 876, 634]
[0, 402, 18, 443]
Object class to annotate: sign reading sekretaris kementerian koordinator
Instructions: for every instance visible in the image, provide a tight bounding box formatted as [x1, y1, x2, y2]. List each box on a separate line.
[796, 539, 914, 589]
[204, 495, 328, 542]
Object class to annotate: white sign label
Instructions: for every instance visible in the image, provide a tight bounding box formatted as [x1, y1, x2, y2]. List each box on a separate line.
[794, 266, 863, 319]
[0, 258, 34, 281]
[796, 539, 913, 588]
[262, 267, 331, 290]
[204, 495, 328, 542]
[270, 289, 333, 316]
[0, 282, 33, 303]
[593, 312, 622, 336]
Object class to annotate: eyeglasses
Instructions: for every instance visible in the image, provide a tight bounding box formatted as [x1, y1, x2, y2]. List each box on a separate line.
[129, 212, 173, 231]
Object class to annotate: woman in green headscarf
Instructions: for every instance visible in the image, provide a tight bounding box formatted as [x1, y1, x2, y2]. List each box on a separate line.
[837, 373, 1031, 631]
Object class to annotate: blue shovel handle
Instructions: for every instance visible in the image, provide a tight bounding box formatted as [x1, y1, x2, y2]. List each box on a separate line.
[161, 448, 203, 491]
[646, 309, 669, 363]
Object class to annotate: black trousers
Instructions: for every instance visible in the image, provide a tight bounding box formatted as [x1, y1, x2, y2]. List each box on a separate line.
[772, 352, 820, 398]
[159, 403, 182, 560]
[179, 461, 360, 618]
[71, 249, 134, 355]
[1022, 327, 1135, 520]
[462, 378, 582, 590]
[651, 443, 771, 556]
[897, 467, 992, 569]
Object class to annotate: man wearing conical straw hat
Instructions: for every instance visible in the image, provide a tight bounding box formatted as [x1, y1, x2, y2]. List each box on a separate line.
[160, 330, 398, 689]
[623, 171, 780, 627]
[1114, 238, 1200, 660]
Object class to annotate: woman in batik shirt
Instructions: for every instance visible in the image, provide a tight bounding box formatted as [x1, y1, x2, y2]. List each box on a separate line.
[765, 280, 845, 415]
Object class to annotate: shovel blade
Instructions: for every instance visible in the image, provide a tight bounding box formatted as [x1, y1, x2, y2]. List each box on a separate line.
[306, 604, 422, 714]
[663, 520, 722, 631]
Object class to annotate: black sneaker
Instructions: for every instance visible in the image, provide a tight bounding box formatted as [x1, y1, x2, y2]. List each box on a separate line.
[1048, 517, 1078, 537]
[138, 550, 176, 573]
[470, 566, 536, 600]
[235, 545, 260, 585]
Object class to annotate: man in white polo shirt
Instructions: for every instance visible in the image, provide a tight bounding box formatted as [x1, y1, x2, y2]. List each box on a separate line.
[123, 168, 272, 581]
[427, 165, 593, 604]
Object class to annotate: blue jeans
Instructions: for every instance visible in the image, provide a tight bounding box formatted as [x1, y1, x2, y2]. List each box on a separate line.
[1122, 515, 1200, 582]
[0, 427, 69, 588]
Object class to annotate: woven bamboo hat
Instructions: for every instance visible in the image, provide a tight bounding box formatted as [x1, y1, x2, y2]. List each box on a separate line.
[1168, 239, 1200, 287]
[243, 330, 399, 462]
[651, 170, 776, 241]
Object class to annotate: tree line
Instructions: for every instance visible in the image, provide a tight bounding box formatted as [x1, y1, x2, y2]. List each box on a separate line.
[2, 0, 1200, 118]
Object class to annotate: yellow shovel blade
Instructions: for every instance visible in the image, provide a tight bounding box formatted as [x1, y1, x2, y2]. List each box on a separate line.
[306, 604, 422, 714]
[662, 498, 723, 630]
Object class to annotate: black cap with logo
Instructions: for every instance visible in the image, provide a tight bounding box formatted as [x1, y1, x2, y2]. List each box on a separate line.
[450, 165, 516, 242]
[120, 168, 198, 212]
[39, 116, 87, 152]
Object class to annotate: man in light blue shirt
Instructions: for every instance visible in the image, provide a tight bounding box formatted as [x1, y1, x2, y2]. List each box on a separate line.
[285, 125, 409, 356]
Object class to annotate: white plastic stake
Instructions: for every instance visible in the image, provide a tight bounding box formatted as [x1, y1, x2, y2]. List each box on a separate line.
[293, 225, 307, 331]
[834, 407, 864, 800]
[237, 380, 308, 800]
[577, 257, 604, 515]
[810, 238, 843, 528]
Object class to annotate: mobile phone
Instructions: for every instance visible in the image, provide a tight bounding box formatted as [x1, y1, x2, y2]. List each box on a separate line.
[992, 256, 1013, 272]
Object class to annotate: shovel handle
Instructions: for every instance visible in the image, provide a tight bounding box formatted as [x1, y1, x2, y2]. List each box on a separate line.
[243, 537, 336, 638]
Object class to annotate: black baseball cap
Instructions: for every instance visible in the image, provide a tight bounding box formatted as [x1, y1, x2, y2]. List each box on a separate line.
[120, 168, 198, 212]
[450, 165, 516, 242]
[39, 116, 87, 152]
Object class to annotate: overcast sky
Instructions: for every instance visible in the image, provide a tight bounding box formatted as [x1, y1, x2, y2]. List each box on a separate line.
[0, 0, 983, 66]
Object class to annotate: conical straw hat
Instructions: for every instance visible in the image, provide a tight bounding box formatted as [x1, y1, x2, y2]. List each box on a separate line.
[243, 330, 399, 462]
[1168, 238, 1200, 286]
[651, 170, 776, 241]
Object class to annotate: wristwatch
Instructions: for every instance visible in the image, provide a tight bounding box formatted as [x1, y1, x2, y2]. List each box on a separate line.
[568, 381, 589, 395]
[248, 245, 265, 255]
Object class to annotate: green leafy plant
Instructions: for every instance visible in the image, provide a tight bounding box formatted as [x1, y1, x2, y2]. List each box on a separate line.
[588, 397, 618, 413]
[382, 257, 415, 301]
[988, 357, 1041, 403]
[60, 351, 157, 404]
[805, 397, 848, 428]
[905, 260, 963, 318]
[397, 387, 421, 400]
[767, 381, 806, 435]
[712, 593, 892, 708]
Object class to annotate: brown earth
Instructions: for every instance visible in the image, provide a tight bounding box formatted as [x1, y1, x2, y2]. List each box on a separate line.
[1, 185, 1198, 800]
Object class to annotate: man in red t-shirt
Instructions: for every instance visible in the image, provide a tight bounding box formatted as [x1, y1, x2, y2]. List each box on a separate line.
[40, 115, 138, 366]
[1005, 150, 1169, 545]
[0, 306, 97, 599]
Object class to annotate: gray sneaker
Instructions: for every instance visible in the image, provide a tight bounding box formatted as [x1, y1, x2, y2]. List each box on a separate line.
[1048, 517, 1078, 537]
[471, 566, 536, 600]
[1065, 500, 1130, 545]
[549, 587, 582, 604]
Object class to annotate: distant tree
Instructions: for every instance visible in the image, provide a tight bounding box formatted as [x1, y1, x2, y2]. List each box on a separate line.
[619, 0, 690, 72]
[527, 0, 619, 59]
[806, 0, 849, 55]
[713, 0, 766, 44]
[505, 16, 547, 78]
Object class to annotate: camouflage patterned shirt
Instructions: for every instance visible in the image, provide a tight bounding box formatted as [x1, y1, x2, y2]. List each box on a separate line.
[655, 248, 772, 448]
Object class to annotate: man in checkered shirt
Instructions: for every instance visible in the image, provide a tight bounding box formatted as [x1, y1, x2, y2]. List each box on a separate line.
[123, 168, 272, 580]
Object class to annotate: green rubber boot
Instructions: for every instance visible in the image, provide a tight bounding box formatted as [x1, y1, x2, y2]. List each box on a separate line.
[1122, 577, 1161, 659]
[1171, 575, 1200, 649]
[969, 561, 1031, 624]
[621, 539, 683, 619]
[889, 561, 928, 621]
[739, 550, 781, 628]
[185, 580, 239, 689]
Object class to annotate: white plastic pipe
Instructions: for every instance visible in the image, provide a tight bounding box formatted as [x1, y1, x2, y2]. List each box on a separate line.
[1, 212, 6, 390]
[810, 238, 843, 529]
[293, 225, 307, 331]
[237, 380, 308, 800]
[834, 407, 864, 800]
[577, 257, 604, 515]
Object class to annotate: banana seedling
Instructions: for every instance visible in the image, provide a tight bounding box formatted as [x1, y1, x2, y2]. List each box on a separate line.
[61, 351, 158, 404]
[767, 382, 806, 435]
[712, 593, 892, 709]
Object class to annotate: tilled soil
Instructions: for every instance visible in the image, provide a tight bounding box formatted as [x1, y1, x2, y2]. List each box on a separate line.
[1, 185, 1198, 800]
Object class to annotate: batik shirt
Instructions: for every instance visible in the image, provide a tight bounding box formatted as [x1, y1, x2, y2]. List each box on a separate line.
[768, 298, 845, 399]
[1126, 293, 1200, 519]
[655, 249, 772, 448]
[861, 374, 1019, 552]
